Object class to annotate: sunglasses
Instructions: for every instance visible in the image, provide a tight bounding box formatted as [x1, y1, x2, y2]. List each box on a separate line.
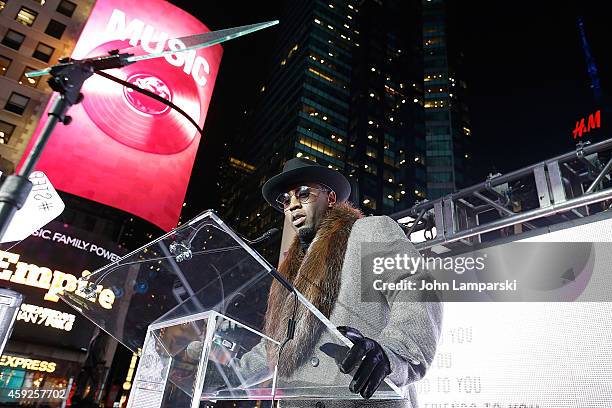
[275, 185, 332, 210]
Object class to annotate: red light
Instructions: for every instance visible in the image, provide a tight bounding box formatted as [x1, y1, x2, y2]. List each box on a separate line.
[573, 109, 601, 139]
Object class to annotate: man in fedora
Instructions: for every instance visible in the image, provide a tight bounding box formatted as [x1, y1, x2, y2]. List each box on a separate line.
[228, 158, 441, 407]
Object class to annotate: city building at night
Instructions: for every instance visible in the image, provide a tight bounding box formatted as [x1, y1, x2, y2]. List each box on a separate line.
[217, 153, 256, 214]
[422, 0, 473, 198]
[219, 0, 427, 261]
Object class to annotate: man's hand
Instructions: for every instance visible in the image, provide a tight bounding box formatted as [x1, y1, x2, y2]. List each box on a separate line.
[337, 326, 392, 399]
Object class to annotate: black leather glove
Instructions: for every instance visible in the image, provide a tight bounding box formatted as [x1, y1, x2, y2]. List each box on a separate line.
[337, 326, 392, 399]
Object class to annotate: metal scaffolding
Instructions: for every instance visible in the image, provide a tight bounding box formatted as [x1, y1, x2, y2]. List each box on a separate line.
[391, 138, 612, 251]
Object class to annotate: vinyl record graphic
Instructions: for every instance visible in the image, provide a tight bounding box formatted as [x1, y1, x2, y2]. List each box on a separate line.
[81, 40, 201, 155]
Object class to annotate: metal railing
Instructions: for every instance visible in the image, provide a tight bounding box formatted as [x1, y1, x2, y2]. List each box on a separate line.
[391, 138, 612, 250]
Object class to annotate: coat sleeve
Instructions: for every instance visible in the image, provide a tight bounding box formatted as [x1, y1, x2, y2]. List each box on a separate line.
[355, 215, 443, 387]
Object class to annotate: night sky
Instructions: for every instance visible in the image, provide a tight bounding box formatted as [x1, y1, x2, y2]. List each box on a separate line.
[456, 1, 610, 174]
[168, 1, 610, 217]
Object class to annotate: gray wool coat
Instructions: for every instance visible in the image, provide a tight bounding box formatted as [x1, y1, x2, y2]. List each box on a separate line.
[236, 215, 443, 408]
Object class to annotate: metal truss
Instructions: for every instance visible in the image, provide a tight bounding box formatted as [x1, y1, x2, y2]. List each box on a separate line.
[391, 138, 612, 251]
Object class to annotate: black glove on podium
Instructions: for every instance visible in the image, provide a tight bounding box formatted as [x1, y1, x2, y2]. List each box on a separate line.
[337, 326, 392, 399]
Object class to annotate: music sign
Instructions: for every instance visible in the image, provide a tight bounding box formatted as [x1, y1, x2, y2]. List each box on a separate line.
[19, 0, 223, 231]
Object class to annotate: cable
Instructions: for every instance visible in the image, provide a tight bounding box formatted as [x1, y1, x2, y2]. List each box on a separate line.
[271, 290, 298, 406]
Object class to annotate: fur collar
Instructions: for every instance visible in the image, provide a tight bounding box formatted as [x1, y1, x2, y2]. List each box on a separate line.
[264, 202, 363, 376]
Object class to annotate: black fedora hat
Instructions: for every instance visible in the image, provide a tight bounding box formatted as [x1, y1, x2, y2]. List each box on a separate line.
[262, 158, 351, 211]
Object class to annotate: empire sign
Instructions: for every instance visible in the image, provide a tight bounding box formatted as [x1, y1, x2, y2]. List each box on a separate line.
[0, 250, 115, 309]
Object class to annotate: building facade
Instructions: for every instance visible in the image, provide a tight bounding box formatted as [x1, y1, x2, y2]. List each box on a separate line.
[422, 0, 473, 198]
[0, 0, 95, 174]
[348, 0, 426, 214]
[220, 0, 426, 262]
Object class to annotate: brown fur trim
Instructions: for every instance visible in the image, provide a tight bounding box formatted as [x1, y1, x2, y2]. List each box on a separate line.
[263, 202, 363, 376]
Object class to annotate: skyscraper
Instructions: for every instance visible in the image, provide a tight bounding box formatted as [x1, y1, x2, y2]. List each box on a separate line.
[348, 0, 426, 214]
[422, 0, 472, 198]
[220, 0, 425, 261]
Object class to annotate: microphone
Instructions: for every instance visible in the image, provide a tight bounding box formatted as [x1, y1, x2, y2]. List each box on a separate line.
[84, 227, 280, 294]
[172, 227, 279, 264]
[240, 228, 279, 245]
[235, 228, 294, 297]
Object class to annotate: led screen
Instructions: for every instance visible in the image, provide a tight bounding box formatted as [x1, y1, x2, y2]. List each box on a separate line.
[19, 0, 223, 231]
[419, 215, 612, 407]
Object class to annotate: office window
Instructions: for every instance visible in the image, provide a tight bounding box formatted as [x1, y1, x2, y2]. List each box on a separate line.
[364, 163, 377, 175]
[4, 92, 30, 115]
[20, 66, 39, 87]
[384, 154, 395, 166]
[1, 29, 26, 50]
[362, 195, 377, 210]
[32, 42, 54, 62]
[15, 6, 37, 26]
[383, 169, 394, 183]
[430, 172, 453, 182]
[0, 120, 16, 144]
[45, 19, 66, 39]
[56, 0, 76, 17]
[365, 145, 377, 158]
[0, 55, 11, 76]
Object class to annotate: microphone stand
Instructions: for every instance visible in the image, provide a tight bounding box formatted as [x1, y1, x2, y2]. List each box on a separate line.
[0, 52, 134, 240]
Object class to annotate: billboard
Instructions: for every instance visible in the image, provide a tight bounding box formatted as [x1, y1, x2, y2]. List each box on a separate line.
[1, 221, 124, 350]
[19, 0, 223, 231]
[418, 215, 612, 407]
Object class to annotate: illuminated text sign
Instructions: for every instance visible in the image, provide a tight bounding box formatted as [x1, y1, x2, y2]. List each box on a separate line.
[16, 303, 76, 332]
[0, 355, 57, 373]
[105, 9, 211, 86]
[0, 250, 115, 309]
[573, 109, 601, 139]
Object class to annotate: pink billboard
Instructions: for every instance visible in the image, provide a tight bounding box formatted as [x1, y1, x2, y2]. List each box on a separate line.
[19, 0, 222, 231]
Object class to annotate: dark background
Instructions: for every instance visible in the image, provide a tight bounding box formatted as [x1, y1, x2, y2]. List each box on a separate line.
[456, 1, 610, 173]
[168, 1, 610, 217]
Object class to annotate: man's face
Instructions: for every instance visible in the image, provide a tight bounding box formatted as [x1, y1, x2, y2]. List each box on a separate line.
[282, 182, 337, 239]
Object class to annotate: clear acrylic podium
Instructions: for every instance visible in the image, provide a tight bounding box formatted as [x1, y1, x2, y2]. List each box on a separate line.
[61, 211, 403, 407]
